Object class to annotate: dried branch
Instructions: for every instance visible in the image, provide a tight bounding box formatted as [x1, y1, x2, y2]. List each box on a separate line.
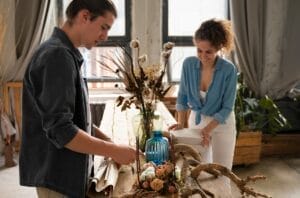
[121, 189, 159, 198]
[136, 136, 141, 187]
[174, 143, 202, 162]
[181, 187, 214, 198]
[190, 163, 270, 198]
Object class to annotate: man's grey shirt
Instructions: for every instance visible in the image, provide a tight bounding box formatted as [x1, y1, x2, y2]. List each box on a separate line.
[20, 27, 91, 198]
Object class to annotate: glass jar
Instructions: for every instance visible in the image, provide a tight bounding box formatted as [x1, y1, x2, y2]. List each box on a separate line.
[132, 112, 151, 152]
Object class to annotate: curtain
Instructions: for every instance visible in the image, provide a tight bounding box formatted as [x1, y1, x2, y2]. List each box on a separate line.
[0, 0, 57, 83]
[230, 0, 265, 97]
[230, 0, 300, 99]
[0, 1, 17, 83]
[278, 0, 300, 98]
[261, 0, 289, 98]
[0, 0, 58, 134]
[90, 103, 106, 127]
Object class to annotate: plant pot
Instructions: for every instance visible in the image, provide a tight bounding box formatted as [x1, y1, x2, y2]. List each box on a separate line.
[233, 131, 262, 165]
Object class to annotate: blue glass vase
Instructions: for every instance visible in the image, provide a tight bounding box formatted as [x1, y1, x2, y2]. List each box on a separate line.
[145, 130, 169, 165]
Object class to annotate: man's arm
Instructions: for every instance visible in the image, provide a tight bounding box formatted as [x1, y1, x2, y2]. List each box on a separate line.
[65, 129, 136, 165]
[92, 124, 112, 142]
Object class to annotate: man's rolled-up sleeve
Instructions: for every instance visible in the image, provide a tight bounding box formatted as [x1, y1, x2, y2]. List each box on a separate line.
[31, 48, 79, 148]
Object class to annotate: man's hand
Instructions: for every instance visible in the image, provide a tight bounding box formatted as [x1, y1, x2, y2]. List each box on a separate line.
[110, 144, 137, 165]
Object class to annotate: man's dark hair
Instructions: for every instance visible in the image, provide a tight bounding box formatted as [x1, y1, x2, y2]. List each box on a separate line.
[66, 0, 117, 22]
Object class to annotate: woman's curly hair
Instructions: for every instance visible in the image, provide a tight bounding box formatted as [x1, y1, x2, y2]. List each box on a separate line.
[194, 18, 234, 54]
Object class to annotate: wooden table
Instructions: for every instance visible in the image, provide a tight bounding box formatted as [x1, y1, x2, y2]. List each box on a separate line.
[90, 101, 231, 198]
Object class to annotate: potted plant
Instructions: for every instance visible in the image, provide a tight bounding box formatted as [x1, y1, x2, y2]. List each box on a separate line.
[233, 73, 289, 165]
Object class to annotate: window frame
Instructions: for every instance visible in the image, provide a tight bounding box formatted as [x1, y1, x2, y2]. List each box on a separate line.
[97, 0, 132, 47]
[86, 0, 131, 83]
[162, 0, 230, 83]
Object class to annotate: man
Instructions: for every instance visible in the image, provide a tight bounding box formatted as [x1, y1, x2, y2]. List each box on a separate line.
[19, 0, 136, 197]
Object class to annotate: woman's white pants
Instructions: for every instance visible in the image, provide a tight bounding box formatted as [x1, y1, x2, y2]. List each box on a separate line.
[188, 111, 236, 191]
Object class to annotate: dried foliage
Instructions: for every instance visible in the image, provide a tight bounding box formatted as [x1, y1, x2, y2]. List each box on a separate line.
[98, 40, 175, 148]
[98, 40, 174, 110]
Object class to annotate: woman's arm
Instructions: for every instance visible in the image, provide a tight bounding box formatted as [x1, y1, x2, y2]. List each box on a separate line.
[212, 64, 238, 124]
[170, 58, 192, 131]
[168, 110, 188, 130]
[177, 110, 188, 128]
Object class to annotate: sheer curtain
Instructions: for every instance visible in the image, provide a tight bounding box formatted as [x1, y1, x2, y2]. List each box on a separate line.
[0, 0, 57, 83]
[0, 0, 58, 135]
[230, 0, 300, 99]
[0, 0, 16, 83]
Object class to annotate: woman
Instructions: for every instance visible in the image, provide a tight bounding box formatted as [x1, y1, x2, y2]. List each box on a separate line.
[170, 18, 237, 172]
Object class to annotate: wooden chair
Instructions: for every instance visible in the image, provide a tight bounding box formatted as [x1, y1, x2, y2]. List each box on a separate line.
[2, 82, 23, 151]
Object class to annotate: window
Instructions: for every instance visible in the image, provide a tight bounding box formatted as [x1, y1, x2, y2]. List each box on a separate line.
[60, 0, 131, 87]
[163, 0, 229, 82]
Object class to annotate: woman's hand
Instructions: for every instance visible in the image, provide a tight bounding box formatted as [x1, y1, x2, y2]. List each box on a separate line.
[168, 123, 183, 131]
[200, 119, 218, 147]
[200, 127, 212, 147]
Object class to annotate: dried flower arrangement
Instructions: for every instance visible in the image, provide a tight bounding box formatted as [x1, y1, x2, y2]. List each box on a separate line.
[98, 40, 174, 151]
[138, 161, 180, 194]
[122, 142, 271, 198]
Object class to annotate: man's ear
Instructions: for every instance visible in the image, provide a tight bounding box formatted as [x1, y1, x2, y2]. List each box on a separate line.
[78, 9, 90, 23]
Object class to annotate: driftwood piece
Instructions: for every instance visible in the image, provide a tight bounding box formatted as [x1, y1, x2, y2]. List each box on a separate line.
[173, 143, 202, 162]
[122, 143, 271, 198]
[191, 163, 270, 198]
[121, 189, 159, 198]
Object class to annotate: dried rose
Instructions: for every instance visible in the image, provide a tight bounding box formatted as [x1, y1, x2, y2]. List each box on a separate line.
[150, 178, 164, 192]
[164, 162, 174, 175]
[155, 165, 166, 178]
[168, 185, 177, 194]
[142, 181, 149, 189]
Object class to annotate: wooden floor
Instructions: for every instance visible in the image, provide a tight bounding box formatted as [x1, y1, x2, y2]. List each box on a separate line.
[232, 157, 300, 198]
[1, 154, 300, 198]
